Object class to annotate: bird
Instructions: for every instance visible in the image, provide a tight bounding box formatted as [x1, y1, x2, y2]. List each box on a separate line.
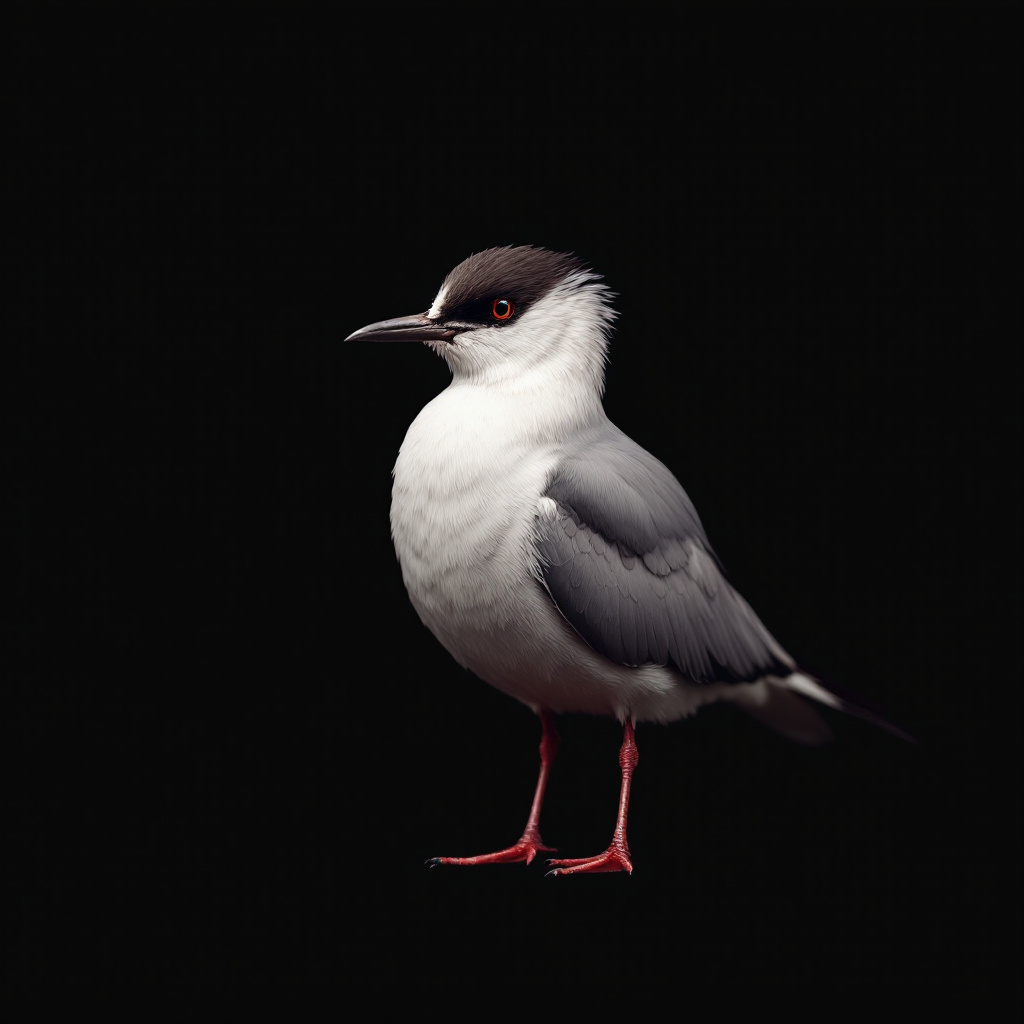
[345, 245, 913, 876]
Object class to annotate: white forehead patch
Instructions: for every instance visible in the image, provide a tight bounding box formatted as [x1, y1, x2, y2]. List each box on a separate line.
[427, 283, 448, 320]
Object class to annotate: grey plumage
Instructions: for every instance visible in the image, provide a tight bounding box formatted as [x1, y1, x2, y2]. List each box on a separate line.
[536, 422, 794, 683]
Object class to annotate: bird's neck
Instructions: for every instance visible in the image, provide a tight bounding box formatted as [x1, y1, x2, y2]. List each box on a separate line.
[444, 369, 607, 446]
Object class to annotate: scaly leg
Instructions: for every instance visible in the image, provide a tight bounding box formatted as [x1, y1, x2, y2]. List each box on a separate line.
[428, 709, 560, 867]
[546, 718, 637, 876]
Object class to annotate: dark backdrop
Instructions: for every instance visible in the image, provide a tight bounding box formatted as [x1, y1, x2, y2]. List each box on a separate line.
[11, 1, 1021, 1017]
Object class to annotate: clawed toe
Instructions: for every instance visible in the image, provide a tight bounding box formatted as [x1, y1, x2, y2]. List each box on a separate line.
[546, 846, 633, 876]
[427, 837, 556, 868]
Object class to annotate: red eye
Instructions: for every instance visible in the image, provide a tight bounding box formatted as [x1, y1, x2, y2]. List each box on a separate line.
[491, 298, 514, 320]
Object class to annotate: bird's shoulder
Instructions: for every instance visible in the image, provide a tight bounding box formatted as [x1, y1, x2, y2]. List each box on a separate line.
[542, 422, 712, 556]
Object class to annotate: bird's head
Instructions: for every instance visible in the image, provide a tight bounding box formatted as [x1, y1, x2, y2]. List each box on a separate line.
[345, 246, 618, 395]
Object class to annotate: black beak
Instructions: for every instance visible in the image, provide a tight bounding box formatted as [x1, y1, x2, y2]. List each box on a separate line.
[344, 314, 457, 344]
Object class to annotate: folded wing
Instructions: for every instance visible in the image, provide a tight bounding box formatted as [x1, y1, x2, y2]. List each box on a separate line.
[534, 425, 795, 685]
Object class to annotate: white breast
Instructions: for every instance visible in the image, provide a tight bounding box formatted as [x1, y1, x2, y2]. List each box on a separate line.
[390, 384, 556, 651]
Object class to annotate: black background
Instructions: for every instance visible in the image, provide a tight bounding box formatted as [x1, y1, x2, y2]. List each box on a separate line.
[11, 1, 1022, 1017]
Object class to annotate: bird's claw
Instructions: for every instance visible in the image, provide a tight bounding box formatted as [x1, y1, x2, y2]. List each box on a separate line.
[425, 837, 556, 868]
[545, 846, 633, 876]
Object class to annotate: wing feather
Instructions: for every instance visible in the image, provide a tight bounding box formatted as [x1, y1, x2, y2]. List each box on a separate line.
[534, 424, 794, 684]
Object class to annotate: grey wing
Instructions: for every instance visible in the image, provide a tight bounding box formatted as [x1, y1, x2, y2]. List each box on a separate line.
[534, 426, 795, 684]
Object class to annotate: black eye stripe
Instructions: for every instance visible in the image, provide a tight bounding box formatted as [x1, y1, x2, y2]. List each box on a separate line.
[442, 295, 518, 326]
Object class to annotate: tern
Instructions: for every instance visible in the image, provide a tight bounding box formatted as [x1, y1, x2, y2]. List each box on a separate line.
[346, 245, 911, 875]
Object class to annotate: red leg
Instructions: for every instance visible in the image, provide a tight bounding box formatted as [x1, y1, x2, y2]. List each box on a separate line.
[428, 709, 560, 867]
[547, 718, 637, 876]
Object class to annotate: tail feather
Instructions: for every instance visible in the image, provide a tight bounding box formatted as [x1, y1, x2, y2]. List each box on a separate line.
[783, 672, 919, 744]
[730, 672, 917, 745]
[730, 680, 834, 745]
